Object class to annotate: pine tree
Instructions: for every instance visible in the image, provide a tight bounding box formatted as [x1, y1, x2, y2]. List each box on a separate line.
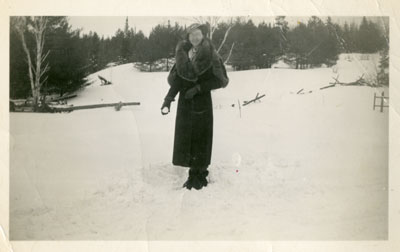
[322, 16, 340, 66]
[356, 16, 383, 53]
[287, 22, 312, 69]
[10, 16, 89, 100]
[254, 22, 281, 69]
[230, 19, 258, 70]
[377, 45, 389, 86]
[274, 16, 289, 54]
[45, 19, 87, 96]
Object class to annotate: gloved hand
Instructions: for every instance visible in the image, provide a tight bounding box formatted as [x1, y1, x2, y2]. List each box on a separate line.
[185, 84, 201, 99]
[161, 98, 173, 115]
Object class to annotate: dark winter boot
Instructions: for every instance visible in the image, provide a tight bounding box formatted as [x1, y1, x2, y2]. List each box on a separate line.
[198, 170, 209, 187]
[183, 169, 203, 190]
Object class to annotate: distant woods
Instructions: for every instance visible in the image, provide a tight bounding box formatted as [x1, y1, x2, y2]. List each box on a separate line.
[10, 16, 389, 99]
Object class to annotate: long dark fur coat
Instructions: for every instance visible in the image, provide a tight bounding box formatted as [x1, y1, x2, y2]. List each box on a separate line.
[165, 37, 229, 168]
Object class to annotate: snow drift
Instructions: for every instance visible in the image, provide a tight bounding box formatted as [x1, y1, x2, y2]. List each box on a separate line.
[10, 53, 388, 240]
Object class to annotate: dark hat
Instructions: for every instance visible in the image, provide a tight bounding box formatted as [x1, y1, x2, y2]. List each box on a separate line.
[186, 23, 207, 35]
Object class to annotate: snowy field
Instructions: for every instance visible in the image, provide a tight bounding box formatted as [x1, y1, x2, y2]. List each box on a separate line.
[10, 53, 388, 240]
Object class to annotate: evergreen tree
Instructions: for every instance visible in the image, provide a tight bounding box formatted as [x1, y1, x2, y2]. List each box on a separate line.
[148, 23, 179, 70]
[230, 19, 258, 70]
[254, 22, 281, 68]
[45, 19, 87, 96]
[342, 22, 352, 53]
[132, 30, 146, 63]
[274, 16, 289, 54]
[377, 45, 389, 86]
[322, 16, 340, 66]
[358, 17, 373, 53]
[121, 18, 133, 62]
[112, 28, 125, 63]
[10, 16, 88, 99]
[287, 22, 312, 69]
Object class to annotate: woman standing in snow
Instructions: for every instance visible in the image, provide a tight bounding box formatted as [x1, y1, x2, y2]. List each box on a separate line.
[161, 23, 229, 190]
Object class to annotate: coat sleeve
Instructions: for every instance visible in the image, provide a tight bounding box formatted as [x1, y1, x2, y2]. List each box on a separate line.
[196, 57, 228, 93]
[196, 64, 224, 93]
[164, 84, 180, 102]
[165, 66, 182, 102]
[197, 75, 222, 93]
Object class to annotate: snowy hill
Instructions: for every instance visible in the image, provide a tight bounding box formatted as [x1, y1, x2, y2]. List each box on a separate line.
[10, 53, 388, 240]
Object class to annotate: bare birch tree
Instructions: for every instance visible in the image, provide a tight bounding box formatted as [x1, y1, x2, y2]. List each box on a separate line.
[14, 16, 50, 111]
[224, 42, 235, 64]
[192, 16, 235, 55]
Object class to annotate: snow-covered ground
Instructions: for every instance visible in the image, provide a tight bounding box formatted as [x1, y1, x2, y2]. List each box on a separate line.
[10, 53, 388, 240]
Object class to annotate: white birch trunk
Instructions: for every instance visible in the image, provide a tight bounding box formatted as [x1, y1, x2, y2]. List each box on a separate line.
[15, 17, 49, 111]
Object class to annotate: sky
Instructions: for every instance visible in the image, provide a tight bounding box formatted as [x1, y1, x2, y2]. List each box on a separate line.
[67, 16, 389, 39]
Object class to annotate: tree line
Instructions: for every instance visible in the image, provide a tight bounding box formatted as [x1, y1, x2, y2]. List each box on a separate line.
[10, 16, 388, 102]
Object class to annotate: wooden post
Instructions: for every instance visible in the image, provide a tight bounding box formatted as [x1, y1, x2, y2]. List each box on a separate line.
[238, 99, 241, 118]
[381, 91, 384, 113]
[373, 93, 376, 110]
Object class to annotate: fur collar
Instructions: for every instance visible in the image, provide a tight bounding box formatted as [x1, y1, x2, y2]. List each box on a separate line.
[173, 37, 229, 88]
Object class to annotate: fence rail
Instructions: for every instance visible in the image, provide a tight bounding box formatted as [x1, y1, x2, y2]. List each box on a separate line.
[373, 91, 389, 112]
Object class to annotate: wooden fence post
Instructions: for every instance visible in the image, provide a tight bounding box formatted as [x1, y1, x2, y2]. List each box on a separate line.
[381, 91, 384, 113]
[238, 99, 241, 118]
[373, 93, 376, 110]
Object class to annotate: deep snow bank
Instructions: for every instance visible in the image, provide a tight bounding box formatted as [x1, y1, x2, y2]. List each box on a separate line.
[10, 54, 388, 240]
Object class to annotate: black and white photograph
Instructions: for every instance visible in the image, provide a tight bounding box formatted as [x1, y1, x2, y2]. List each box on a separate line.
[7, 14, 391, 241]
